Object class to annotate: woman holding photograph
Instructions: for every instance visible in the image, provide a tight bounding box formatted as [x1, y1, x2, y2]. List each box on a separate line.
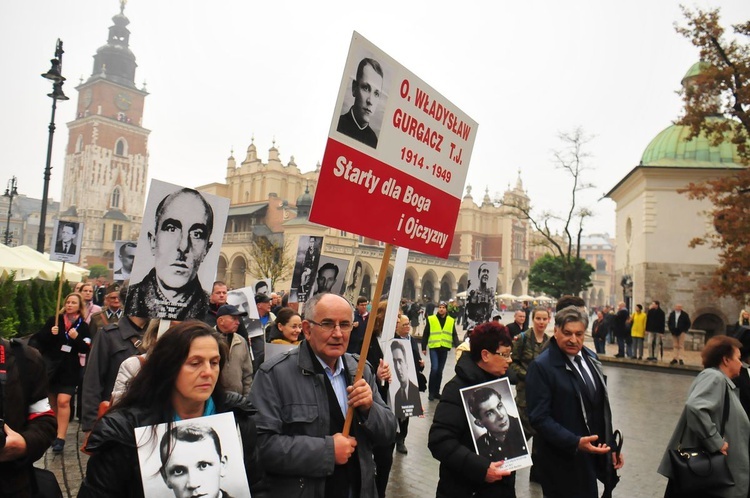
[79, 321, 263, 498]
[658, 335, 750, 498]
[31, 292, 91, 454]
[428, 321, 518, 498]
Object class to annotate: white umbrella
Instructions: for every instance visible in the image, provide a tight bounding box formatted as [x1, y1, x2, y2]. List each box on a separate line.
[516, 294, 535, 301]
[497, 293, 517, 300]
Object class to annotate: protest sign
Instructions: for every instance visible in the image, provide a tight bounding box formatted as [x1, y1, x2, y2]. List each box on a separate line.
[311, 32, 477, 258]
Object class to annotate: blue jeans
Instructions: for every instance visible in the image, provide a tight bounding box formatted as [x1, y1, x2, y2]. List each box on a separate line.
[594, 337, 606, 354]
[428, 347, 449, 396]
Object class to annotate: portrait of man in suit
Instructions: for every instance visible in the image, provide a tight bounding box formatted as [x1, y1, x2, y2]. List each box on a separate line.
[55, 222, 78, 255]
[114, 242, 137, 281]
[391, 339, 423, 418]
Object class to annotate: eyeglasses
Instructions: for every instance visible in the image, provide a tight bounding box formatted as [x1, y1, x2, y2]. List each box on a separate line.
[489, 350, 512, 360]
[307, 319, 354, 333]
[400, 322, 411, 327]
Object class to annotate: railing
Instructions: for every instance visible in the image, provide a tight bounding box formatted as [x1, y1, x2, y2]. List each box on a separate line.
[223, 232, 254, 244]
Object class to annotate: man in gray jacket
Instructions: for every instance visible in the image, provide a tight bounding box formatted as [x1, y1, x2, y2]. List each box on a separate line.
[249, 293, 396, 498]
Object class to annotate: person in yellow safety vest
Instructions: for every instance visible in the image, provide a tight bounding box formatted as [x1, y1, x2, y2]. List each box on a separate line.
[421, 301, 459, 401]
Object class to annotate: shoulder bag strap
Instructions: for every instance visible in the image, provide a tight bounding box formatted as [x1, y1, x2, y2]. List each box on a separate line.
[720, 385, 730, 436]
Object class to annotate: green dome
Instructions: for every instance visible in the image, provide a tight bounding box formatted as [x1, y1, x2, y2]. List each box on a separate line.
[681, 61, 710, 86]
[640, 118, 744, 168]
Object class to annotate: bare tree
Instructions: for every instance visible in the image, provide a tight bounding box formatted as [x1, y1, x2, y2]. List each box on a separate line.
[245, 237, 294, 289]
[500, 127, 596, 296]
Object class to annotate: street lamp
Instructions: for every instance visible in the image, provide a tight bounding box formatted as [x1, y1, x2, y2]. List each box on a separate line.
[3, 176, 18, 246]
[36, 38, 69, 253]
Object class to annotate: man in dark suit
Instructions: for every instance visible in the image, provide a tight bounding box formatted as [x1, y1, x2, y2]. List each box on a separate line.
[55, 223, 77, 254]
[390, 340, 423, 418]
[526, 305, 624, 498]
[667, 304, 691, 365]
[645, 300, 666, 361]
[613, 302, 631, 358]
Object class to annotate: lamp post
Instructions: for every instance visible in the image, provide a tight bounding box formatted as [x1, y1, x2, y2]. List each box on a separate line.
[36, 38, 69, 253]
[3, 176, 18, 246]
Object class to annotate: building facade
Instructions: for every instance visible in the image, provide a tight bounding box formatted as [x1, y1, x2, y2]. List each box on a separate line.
[607, 63, 744, 336]
[197, 141, 536, 304]
[0, 193, 59, 250]
[58, 5, 149, 270]
[579, 233, 616, 308]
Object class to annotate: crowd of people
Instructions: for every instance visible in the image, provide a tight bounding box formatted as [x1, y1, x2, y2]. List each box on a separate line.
[5, 275, 750, 498]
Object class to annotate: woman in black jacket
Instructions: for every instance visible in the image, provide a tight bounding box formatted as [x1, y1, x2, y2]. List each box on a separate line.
[32, 292, 90, 454]
[79, 321, 263, 498]
[428, 321, 519, 498]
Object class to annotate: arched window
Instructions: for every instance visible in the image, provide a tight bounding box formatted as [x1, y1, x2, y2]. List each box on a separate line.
[75, 135, 84, 153]
[115, 138, 127, 156]
[111, 187, 121, 208]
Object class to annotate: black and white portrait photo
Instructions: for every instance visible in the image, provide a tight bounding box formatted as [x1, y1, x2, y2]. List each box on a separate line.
[227, 287, 263, 339]
[336, 55, 390, 149]
[465, 261, 498, 328]
[384, 338, 423, 418]
[344, 260, 363, 304]
[312, 256, 350, 297]
[113, 240, 137, 281]
[289, 235, 322, 304]
[252, 279, 271, 297]
[50, 220, 83, 264]
[124, 179, 229, 320]
[134, 412, 251, 498]
[459, 378, 531, 471]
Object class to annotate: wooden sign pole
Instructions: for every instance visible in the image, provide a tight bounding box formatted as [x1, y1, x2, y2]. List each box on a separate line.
[54, 261, 66, 324]
[342, 243, 392, 436]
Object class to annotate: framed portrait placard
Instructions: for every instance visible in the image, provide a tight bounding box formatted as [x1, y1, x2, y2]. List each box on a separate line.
[134, 412, 251, 498]
[459, 378, 532, 471]
[50, 220, 83, 264]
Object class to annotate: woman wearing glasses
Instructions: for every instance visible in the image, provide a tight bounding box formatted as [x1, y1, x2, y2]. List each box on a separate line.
[428, 321, 518, 498]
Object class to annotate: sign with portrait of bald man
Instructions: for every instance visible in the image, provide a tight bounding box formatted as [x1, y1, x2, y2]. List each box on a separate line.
[125, 179, 229, 320]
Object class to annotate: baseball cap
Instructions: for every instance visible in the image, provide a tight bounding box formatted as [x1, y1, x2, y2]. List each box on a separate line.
[255, 293, 271, 304]
[217, 304, 248, 318]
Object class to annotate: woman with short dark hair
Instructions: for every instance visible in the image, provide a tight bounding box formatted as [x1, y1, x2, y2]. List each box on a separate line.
[658, 335, 750, 498]
[429, 321, 518, 497]
[79, 321, 263, 497]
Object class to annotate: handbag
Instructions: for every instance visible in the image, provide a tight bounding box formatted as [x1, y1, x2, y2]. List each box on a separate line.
[32, 468, 63, 498]
[667, 387, 734, 493]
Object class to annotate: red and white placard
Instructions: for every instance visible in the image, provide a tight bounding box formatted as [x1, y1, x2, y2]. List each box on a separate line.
[310, 32, 477, 258]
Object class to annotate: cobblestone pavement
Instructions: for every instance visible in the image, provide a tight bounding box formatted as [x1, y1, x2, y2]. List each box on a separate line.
[44, 329, 699, 498]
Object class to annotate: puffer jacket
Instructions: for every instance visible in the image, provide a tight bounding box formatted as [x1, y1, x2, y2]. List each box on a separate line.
[428, 353, 516, 498]
[78, 392, 263, 498]
[249, 340, 397, 498]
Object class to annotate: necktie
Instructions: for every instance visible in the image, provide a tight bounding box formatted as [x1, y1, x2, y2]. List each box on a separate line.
[64, 243, 69, 253]
[574, 355, 596, 399]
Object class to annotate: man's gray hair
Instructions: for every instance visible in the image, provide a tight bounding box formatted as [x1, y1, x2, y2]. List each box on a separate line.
[554, 305, 589, 329]
[301, 292, 354, 320]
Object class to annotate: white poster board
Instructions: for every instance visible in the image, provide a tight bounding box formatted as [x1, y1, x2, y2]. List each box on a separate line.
[134, 412, 251, 498]
[124, 179, 229, 320]
[459, 378, 532, 471]
[50, 220, 83, 264]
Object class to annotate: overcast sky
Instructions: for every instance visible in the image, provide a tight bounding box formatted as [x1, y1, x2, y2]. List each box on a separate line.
[1, 0, 747, 237]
